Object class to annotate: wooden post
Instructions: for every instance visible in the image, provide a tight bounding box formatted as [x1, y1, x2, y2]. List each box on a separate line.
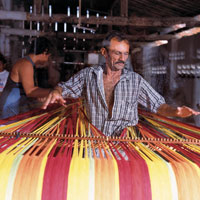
[120, 0, 128, 17]
[34, 0, 42, 14]
[43, 0, 49, 14]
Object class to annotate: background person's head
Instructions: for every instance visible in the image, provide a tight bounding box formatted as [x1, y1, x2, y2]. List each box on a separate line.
[29, 37, 52, 66]
[29, 37, 52, 55]
[101, 31, 130, 71]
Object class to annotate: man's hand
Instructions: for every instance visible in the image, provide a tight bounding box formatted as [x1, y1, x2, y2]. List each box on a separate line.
[37, 97, 47, 102]
[176, 106, 200, 118]
[157, 104, 200, 118]
[42, 88, 66, 109]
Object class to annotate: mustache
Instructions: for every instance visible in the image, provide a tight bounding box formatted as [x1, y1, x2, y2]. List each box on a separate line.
[115, 61, 125, 64]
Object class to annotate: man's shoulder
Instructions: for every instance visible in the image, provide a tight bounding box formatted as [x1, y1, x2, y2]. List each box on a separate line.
[89, 64, 102, 71]
[124, 69, 142, 80]
[80, 65, 102, 74]
[14, 57, 33, 70]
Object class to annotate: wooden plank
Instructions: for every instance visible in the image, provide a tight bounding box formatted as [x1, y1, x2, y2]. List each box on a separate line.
[43, 0, 49, 14]
[0, 27, 39, 36]
[0, 10, 27, 20]
[34, 0, 42, 14]
[3, 26, 199, 43]
[3, 26, 199, 48]
[0, 10, 200, 27]
[159, 23, 186, 35]
[0, 27, 176, 41]
[120, 0, 128, 17]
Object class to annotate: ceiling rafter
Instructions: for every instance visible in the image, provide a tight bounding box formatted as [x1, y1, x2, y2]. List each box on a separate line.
[129, 0, 179, 17]
[1, 0, 200, 49]
[0, 10, 200, 27]
[155, 0, 193, 13]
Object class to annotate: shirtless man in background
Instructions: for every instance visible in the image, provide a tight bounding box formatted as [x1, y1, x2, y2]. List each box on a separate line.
[0, 37, 52, 119]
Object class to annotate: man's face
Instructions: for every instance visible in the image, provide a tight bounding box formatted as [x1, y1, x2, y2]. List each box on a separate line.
[42, 52, 51, 63]
[36, 53, 51, 67]
[105, 38, 130, 71]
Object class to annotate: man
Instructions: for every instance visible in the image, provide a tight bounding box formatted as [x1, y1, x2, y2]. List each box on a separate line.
[0, 37, 52, 119]
[42, 32, 200, 136]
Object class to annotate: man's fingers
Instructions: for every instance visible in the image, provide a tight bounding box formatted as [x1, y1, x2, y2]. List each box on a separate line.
[177, 106, 200, 117]
[42, 95, 52, 109]
[42, 93, 56, 109]
[58, 98, 66, 107]
[192, 110, 200, 115]
[42, 92, 66, 109]
[50, 94, 58, 104]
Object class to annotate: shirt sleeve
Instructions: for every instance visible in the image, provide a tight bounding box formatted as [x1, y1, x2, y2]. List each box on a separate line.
[58, 68, 86, 98]
[138, 77, 166, 113]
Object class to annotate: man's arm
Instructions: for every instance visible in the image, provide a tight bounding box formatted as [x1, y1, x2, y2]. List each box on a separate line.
[42, 67, 88, 109]
[157, 103, 200, 118]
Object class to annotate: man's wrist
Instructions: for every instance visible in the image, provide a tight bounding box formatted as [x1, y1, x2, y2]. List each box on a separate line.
[53, 87, 62, 95]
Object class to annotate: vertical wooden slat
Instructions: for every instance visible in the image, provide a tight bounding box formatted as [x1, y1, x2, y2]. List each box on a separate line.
[34, 0, 42, 14]
[120, 0, 128, 17]
[43, 0, 49, 14]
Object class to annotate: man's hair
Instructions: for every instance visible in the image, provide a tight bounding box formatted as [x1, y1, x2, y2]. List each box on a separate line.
[0, 52, 7, 65]
[102, 31, 130, 49]
[28, 37, 52, 55]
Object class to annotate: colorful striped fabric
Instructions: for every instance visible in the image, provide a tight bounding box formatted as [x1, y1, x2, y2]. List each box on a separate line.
[0, 100, 200, 200]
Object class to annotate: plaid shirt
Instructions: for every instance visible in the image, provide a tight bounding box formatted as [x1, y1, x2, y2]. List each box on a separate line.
[58, 65, 165, 136]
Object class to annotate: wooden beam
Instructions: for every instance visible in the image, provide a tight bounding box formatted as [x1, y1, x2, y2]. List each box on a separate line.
[159, 23, 186, 35]
[2, 26, 200, 44]
[0, 26, 177, 41]
[111, 0, 119, 11]
[3, 26, 199, 48]
[0, 10, 26, 20]
[0, 27, 39, 36]
[0, 10, 200, 27]
[120, 0, 128, 17]
[34, 0, 42, 14]
[43, 0, 49, 14]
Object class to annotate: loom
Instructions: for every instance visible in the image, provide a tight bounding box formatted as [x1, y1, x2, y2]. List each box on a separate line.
[0, 99, 200, 200]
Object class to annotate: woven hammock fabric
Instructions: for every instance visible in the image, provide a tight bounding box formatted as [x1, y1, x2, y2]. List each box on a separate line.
[0, 100, 200, 200]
